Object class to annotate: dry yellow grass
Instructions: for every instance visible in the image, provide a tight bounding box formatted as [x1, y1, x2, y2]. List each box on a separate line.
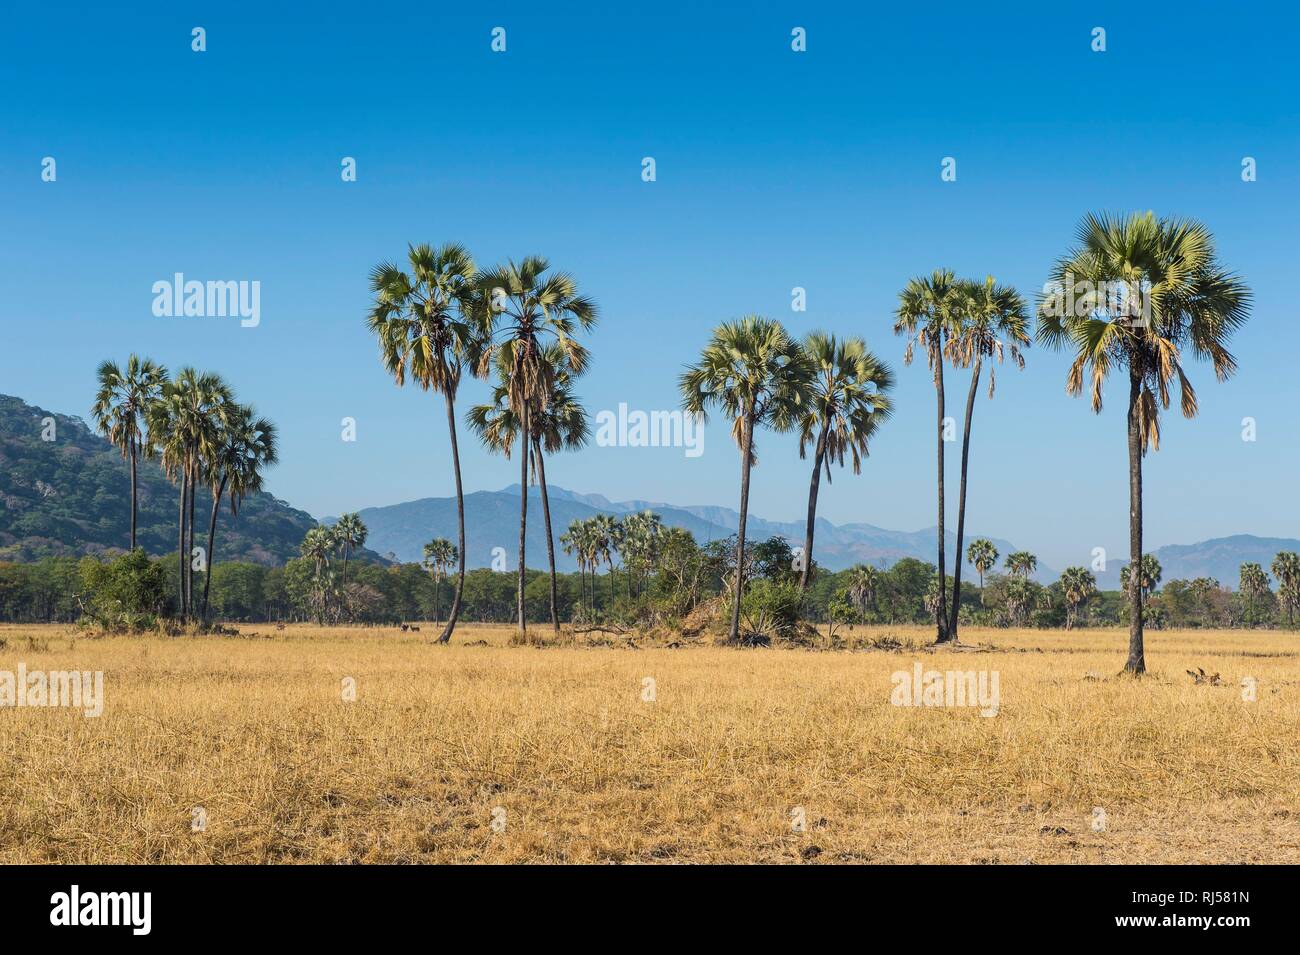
[1, 621, 1296, 864]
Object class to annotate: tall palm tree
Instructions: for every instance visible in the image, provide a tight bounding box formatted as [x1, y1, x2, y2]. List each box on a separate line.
[946, 277, 1029, 640]
[333, 513, 367, 587]
[148, 368, 232, 621]
[423, 538, 458, 625]
[966, 538, 999, 592]
[796, 332, 893, 591]
[368, 242, 481, 645]
[1005, 551, 1038, 578]
[1059, 566, 1097, 630]
[91, 356, 169, 552]
[1038, 212, 1250, 674]
[895, 270, 965, 643]
[468, 345, 589, 632]
[200, 404, 277, 620]
[681, 316, 812, 643]
[1269, 552, 1300, 625]
[474, 256, 597, 640]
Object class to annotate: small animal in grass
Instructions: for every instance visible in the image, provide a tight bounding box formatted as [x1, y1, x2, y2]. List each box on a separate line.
[1186, 667, 1222, 686]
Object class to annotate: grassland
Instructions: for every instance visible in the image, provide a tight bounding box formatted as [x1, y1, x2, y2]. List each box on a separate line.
[0, 621, 1296, 864]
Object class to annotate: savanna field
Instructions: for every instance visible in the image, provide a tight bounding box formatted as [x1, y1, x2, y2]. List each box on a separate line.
[1, 622, 1296, 865]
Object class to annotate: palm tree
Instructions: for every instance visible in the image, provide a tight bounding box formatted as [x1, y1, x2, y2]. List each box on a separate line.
[333, 513, 368, 587]
[560, 520, 591, 618]
[1120, 554, 1162, 598]
[966, 539, 999, 592]
[1239, 562, 1271, 625]
[589, 514, 619, 612]
[796, 333, 893, 591]
[620, 510, 664, 596]
[1005, 551, 1038, 578]
[946, 277, 1029, 640]
[368, 242, 481, 645]
[681, 316, 812, 643]
[423, 538, 458, 625]
[200, 404, 277, 620]
[1038, 212, 1250, 674]
[474, 256, 597, 640]
[148, 369, 233, 621]
[91, 356, 169, 552]
[895, 270, 965, 643]
[468, 344, 589, 632]
[1059, 566, 1097, 630]
[845, 564, 880, 618]
[301, 526, 335, 622]
[1269, 552, 1300, 625]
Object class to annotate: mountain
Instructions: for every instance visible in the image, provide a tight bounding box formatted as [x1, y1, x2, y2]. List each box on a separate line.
[1095, 534, 1300, 591]
[358, 483, 1051, 578]
[0, 394, 331, 565]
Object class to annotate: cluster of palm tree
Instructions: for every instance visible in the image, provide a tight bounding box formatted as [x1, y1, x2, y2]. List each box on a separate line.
[367, 244, 596, 643]
[680, 317, 894, 643]
[1270, 552, 1300, 624]
[1059, 566, 1099, 630]
[559, 511, 666, 620]
[894, 270, 1030, 646]
[92, 356, 278, 624]
[299, 513, 369, 622]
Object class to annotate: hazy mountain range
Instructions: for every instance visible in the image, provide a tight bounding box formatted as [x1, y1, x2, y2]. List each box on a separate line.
[353, 484, 1053, 579]
[5, 393, 1297, 589]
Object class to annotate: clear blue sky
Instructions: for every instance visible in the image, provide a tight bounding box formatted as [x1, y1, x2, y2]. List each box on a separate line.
[3, 1, 1298, 568]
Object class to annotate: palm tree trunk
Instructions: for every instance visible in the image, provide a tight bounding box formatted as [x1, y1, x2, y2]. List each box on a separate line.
[729, 412, 755, 644]
[439, 392, 467, 644]
[434, 574, 441, 626]
[933, 347, 951, 643]
[1125, 370, 1146, 674]
[177, 476, 187, 621]
[516, 405, 529, 639]
[186, 463, 198, 618]
[948, 357, 981, 641]
[129, 440, 139, 551]
[533, 437, 561, 632]
[201, 475, 228, 621]
[799, 427, 828, 591]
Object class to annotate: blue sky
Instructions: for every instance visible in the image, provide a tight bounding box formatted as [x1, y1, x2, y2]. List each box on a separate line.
[2, 1, 1298, 568]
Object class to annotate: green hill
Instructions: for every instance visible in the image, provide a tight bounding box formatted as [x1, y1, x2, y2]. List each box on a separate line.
[0, 394, 319, 565]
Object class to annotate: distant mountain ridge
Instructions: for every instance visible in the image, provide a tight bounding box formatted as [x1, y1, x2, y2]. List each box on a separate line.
[358, 483, 1052, 579]
[1098, 534, 1300, 592]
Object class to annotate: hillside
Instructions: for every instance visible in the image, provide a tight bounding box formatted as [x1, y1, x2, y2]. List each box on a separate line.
[0, 394, 321, 565]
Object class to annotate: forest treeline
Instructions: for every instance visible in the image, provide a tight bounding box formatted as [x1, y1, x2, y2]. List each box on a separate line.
[3, 533, 1295, 632]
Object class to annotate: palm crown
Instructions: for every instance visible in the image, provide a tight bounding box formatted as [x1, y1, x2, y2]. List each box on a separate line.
[367, 243, 480, 399]
[1036, 211, 1250, 451]
[679, 315, 812, 461]
[797, 332, 894, 478]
